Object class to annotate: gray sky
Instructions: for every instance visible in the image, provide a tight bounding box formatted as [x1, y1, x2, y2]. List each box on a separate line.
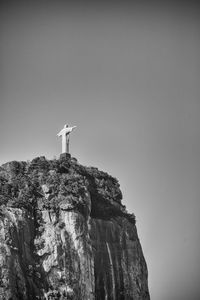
[1, 1, 200, 299]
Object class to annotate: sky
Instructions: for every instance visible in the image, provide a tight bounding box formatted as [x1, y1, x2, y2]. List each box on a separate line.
[0, 1, 200, 299]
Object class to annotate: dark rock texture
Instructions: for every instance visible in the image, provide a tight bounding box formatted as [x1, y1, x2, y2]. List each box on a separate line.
[0, 156, 150, 300]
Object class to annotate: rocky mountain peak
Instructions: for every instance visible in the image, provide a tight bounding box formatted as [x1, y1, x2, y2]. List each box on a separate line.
[0, 156, 150, 299]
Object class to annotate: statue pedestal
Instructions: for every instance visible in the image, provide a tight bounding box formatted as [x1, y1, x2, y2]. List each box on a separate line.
[60, 153, 71, 160]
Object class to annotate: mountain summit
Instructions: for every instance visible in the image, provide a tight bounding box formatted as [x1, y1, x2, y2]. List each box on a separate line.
[0, 156, 150, 300]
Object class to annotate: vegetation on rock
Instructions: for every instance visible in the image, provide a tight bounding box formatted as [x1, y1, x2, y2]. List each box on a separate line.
[0, 156, 150, 300]
[0, 156, 135, 224]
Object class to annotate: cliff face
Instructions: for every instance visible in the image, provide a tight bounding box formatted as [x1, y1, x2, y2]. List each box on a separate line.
[0, 157, 150, 300]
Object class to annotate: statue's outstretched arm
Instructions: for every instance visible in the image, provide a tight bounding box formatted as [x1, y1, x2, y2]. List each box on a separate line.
[57, 129, 63, 136]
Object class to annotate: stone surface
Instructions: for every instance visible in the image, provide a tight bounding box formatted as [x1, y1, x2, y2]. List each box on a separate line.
[0, 156, 150, 300]
[59, 153, 71, 160]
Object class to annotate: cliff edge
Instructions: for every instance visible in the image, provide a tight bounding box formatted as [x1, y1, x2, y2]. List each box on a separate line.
[0, 156, 150, 300]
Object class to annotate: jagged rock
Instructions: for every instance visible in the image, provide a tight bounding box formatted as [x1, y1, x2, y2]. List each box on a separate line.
[0, 157, 150, 300]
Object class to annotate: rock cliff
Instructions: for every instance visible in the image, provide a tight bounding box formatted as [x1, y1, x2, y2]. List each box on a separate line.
[0, 156, 150, 300]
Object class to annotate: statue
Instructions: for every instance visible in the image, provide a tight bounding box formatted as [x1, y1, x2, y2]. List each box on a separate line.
[57, 124, 76, 154]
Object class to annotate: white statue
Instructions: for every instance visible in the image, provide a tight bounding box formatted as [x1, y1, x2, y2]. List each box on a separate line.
[57, 124, 76, 153]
